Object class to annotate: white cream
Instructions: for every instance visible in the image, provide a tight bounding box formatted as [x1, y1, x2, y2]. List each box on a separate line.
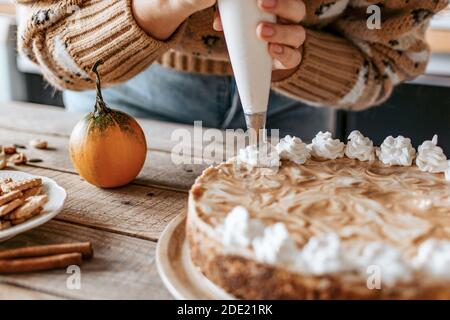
[252, 223, 298, 265]
[413, 239, 450, 279]
[356, 242, 412, 285]
[293, 234, 414, 284]
[308, 131, 345, 160]
[377, 135, 416, 166]
[416, 135, 448, 173]
[275, 135, 311, 165]
[296, 233, 352, 274]
[238, 143, 280, 168]
[295, 235, 411, 285]
[216, 206, 264, 247]
[345, 130, 375, 162]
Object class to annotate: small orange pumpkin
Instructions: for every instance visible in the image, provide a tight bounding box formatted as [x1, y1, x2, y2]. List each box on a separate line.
[69, 61, 147, 188]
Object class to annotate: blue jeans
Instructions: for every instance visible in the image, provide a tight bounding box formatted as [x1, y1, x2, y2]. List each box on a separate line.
[64, 64, 335, 140]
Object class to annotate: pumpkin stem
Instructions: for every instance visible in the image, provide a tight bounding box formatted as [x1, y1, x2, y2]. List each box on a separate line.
[92, 60, 110, 115]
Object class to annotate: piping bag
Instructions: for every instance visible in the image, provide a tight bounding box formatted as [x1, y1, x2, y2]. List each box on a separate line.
[218, 0, 275, 145]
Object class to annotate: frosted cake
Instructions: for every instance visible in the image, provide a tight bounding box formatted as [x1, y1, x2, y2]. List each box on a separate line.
[187, 131, 450, 299]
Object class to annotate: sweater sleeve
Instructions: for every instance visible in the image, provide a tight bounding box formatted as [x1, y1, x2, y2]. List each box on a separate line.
[16, 0, 187, 91]
[272, 0, 449, 111]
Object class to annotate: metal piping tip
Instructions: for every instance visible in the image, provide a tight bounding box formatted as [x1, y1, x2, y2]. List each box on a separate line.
[245, 112, 267, 146]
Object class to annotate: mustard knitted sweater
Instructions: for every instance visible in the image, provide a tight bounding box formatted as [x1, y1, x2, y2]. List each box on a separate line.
[17, 0, 448, 110]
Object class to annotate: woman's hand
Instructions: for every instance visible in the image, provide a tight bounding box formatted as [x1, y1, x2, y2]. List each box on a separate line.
[133, 0, 216, 40]
[213, 0, 306, 81]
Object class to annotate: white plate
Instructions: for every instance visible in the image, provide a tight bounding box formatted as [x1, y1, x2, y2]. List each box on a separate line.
[156, 213, 235, 300]
[0, 170, 67, 242]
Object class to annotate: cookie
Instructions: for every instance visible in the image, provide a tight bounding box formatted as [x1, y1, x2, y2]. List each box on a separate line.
[1, 178, 42, 193]
[22, 186, 43, 199]
[0, 220, 11, 230]
[0, 198, 24, 218]
[0, 190, 22, 206]
[10, 207, 43, 225]
[5, 195, 48, 220]
[10, 218, 27, 225]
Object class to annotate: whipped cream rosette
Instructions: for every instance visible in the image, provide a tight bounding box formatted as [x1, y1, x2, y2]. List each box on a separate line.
[416, 135, 448, 173]
[377, 135, 416, 166]
[413, 239, 450, 279]
[295, 233, 353, 275]
[275, 135, 310, 164]
[308, 131, 345, 160]
[344, 130, 375, 162]
[354, 242, 412, 285]
[216, 206, 264, 247]
[238, 143, 280, 168]
[252, 223, 298, 265]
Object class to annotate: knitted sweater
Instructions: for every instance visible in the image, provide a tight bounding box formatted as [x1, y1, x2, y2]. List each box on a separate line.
[17, 0, 448, 110]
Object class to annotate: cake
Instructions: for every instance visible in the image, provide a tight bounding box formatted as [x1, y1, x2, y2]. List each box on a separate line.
[187, 131, 450, 299]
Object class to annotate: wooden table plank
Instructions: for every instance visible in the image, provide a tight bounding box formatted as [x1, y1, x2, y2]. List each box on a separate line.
[9, 166, 187, 241]
[0, 220, 171, 299]
[0, 283, 62, 299]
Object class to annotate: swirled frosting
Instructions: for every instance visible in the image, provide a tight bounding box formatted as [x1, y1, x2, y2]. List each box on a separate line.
[237, 143, 280, 168]
[275, 135, 310, 164]
[416, 135, 448, 173]
[377, 135, 416, 166]
[345, 130, 375, 162]
[308, 131, 345, 160]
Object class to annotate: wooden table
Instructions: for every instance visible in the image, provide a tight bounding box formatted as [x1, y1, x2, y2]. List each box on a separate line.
[0, 101, 216, 300]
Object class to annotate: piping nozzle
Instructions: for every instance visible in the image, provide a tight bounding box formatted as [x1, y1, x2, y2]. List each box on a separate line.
[245, 112, 267, 146]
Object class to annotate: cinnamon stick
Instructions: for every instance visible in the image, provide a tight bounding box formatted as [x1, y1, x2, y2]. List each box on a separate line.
[0, 242, 93, 260]
[0, 253, 82, 274]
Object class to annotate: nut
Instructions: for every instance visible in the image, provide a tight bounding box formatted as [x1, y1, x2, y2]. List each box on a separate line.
[29, 139, 48, 150]
[3, 145, 17, 155]
[10, 153, 27, 165]
[0, 153, 6, 170]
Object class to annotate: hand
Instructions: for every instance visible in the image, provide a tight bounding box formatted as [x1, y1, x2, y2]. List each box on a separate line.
[132, 0, 216, 40]
[213, 0, 306, 81]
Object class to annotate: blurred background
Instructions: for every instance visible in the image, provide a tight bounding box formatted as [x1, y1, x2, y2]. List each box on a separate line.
[0, 1, 449, 152]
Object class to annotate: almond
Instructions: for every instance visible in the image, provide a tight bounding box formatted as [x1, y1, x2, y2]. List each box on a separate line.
[29, 139, 48, 150]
